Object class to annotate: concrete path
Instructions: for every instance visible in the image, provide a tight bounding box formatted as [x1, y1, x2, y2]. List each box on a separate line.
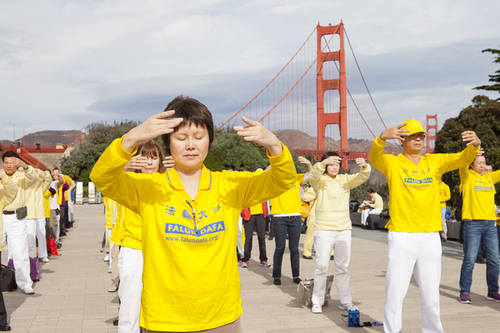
[3, 204, 498, 332]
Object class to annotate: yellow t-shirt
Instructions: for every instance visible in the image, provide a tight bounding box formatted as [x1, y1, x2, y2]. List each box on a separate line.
[109, 203, 126, 245]
[460, 168, 500, 221]
[90, 137, 296, 332]
[270, 174, 306, 215]
[249, 202, 264, 215]
[26, 172, 43, 219]
[309, 163, 371, 230]
[439, 182, 451, 209]
[35, 170, 52, 219]
[370, 136, 479, 232]
[43, 189, 51, 218]
[104, 197, 114, 229]
[4, 166, 38, 211]
[122, 207, 143, 250]
[1, 176, 18, 235]
[372, 193, 384, 210]
[301, 187, 317, 218]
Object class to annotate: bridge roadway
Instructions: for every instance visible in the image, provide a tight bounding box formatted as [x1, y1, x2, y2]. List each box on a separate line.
[2, 204, 497, 332]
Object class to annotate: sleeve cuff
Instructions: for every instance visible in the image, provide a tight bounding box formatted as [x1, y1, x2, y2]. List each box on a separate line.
[117, 136, 138, 160]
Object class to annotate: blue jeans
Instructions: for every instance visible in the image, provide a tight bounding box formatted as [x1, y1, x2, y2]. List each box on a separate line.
[459, 220, 499, 294]
[272, 216, 301, 279]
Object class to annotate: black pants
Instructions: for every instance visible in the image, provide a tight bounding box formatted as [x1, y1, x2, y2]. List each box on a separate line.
[243, 214, 267, 262]
[59, 204, 68, 234]
[0, 253, 9, 325]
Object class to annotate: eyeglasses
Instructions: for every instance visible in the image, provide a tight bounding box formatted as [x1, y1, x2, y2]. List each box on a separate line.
[186, 200, 198, 235]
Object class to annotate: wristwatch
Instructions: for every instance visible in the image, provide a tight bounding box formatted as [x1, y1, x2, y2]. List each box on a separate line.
[24, 165, 30, 171]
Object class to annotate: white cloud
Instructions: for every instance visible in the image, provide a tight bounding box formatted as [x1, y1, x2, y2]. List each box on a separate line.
[0, 0, 499, 141]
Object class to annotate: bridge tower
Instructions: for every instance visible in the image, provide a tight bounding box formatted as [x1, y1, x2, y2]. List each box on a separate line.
[426, 114, 438, 153]
[316, 22, 347, 153]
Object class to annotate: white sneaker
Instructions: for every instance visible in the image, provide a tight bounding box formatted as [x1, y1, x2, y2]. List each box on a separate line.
[338, 302, 358, 311]
[311, 304, 322, 314]
[103, 253, 110, 262]
[23, 287, 35, 295]
[108, 285, 118, 292]
[41, 257, 49, 263]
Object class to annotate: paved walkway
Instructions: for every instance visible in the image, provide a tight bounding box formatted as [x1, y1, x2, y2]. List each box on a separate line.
[3, 204, 499, 332]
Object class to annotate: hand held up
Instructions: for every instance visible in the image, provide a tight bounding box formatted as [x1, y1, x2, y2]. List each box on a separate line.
[234, 116, 282, 156]
[380, 124, 411, 141]
[122, 110, 183, 152]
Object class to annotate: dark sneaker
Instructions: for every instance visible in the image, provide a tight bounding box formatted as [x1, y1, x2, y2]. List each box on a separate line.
[303, 255, 313, 260]
[293, 277, 302, 284]
[460, 293, 471, 304]
[486, 292, 500, 302]
[273, 278, 281, 285]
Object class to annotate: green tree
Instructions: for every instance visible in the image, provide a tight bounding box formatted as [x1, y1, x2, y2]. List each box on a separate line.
[474, 47, 500, 100]
[434, 95, 500, 209]
[205, 127, 268, 171]
[61, 120, 139, 184]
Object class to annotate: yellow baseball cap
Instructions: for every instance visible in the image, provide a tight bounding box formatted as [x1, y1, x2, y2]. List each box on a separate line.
[402, 119, 427, 135]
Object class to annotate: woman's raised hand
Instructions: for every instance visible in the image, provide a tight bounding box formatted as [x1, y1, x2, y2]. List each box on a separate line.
[122, 111, 183, 152]
[163, 156, 175, 171]
[234, 116, 282, 156]
[124, 155, 149, 172]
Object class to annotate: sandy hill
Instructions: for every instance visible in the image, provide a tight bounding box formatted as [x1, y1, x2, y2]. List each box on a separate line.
[5, 130, 76, 146]
[273, 129, 401, 152]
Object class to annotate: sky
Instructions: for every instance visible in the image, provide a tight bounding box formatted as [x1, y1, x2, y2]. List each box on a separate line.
[1, 0, 499, 142]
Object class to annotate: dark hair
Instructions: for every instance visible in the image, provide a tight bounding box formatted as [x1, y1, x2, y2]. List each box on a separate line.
[367, 188, 375, 194]
[161, 95, 214, 154]
[320, 151, 340, 162]
[2, 151, 19, 161]
[136, 140, 166, 173]
[470, 155, 486, 169]
[53, 167, 60, 172]
[44, 168, 51, 173]
[486, 162, 492, 166]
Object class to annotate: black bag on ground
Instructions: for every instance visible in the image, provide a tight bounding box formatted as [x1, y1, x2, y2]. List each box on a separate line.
[379, 209, 390, 219]
[349, 200, 360, 212]
[367, 215, 378, 230]
[0, 265, 17, 292]
[301, 219, 308, 234]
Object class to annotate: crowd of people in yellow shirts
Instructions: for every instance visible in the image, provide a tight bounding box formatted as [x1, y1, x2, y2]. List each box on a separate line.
[90, 96, 499, 333]
[0, 153, 75, 331]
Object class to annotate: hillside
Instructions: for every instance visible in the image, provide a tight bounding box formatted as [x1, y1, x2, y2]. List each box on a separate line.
[3, 130, 76, 146]
[273, 129, 401, 153]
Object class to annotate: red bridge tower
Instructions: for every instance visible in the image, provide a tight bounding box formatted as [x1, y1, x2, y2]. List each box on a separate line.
[316, 22, 347, 153]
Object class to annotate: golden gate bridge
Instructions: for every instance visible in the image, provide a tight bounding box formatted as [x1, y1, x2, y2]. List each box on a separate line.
[3, 21, 439, 170]
[220, 21, 438, 168]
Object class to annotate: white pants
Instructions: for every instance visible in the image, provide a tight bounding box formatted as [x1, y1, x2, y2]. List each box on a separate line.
[384, 231, 444, 333]
[440, 208, 447, 239]
[311, 230, 352, 306]
[118, 247, 143, 333]
[2, 214, 33, 291]
[27, 218, 48, 258]
[237, 216, 244, 256]
[109, 242, 114, 272]
[361, 209, 382, 226]
[26, 219, 37, 258]
[68, 202, 74, 222]
[56, 214, 60, 241]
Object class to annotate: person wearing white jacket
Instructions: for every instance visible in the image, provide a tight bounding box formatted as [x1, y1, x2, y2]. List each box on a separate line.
[308, 152, 370, 314]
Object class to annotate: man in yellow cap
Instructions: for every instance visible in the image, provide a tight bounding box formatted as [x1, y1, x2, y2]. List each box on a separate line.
[370, 119, 481, 333]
